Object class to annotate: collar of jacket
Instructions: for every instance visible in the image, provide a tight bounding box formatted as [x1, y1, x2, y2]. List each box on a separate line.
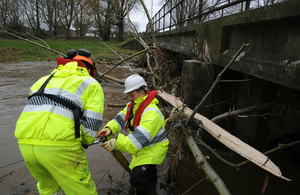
[132, 94, 159, 110]
[54, 61, 90, 77]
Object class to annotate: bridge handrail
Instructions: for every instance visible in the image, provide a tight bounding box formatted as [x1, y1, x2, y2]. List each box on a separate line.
[145, 0, 285, 34]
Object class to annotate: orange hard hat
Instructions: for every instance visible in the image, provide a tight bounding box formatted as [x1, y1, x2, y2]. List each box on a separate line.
[73, 49, 96, 78]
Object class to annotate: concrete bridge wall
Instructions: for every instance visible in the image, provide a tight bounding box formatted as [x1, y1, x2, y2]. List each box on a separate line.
[145, 0, 300, 146]
[146, 0, 300, 91]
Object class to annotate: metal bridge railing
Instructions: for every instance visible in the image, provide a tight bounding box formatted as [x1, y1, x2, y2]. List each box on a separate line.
[145, 0, 287, 34]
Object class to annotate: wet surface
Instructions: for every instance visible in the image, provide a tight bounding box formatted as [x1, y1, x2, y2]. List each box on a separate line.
[1, 61, 300, 195]
[0, 61, 169, 195]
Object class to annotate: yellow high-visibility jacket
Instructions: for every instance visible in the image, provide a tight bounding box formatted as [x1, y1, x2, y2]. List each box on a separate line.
[15, 62, 104, 146]
[104, 95, 169, 170]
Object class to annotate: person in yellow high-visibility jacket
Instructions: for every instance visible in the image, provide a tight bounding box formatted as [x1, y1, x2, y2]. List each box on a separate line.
[98, 74, 169, 195]
[15, 49, 104, 195]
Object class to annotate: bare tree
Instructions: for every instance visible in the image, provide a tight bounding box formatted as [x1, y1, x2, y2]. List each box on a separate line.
[0, 0, 11, 27]
[40, 0, 60, 36]
[58, 0, 77, 39]
[88, 0, 113, 41]
[251, 0, 285, 7]
[20, 0, 42, 36]
[88, 0, 107, 40]
[111, 0, 137, 41]
[160, 0, 211, 30]
[73, 0, 93, 37]
[6, 0, 24, 32]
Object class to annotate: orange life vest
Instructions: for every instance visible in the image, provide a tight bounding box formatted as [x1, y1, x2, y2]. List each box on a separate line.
[125, 90, 158, 131]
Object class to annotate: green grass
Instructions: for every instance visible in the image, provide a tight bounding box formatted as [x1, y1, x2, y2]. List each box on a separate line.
[0, 36, 137, 62]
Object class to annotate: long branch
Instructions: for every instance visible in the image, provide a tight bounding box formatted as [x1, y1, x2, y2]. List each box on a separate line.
[146, 53, 156, 87]
[99, 47, 153, 78]
[126, 3, 149, 49]
[100, 41, 130, 66]
[186, 136, 231, 195]
[126, 2, 157, 87]
[185, 43, 248, 126]
[158, 90, 290, 181]
[0, 29, 66, 57]
[139, 0, 157, 46]
[211, 100, 281, 123]
[195, 137, 237, 168]
[1, 26, 123, 84]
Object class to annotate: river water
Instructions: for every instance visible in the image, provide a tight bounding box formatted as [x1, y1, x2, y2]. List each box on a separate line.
[1, 61, 300, 195]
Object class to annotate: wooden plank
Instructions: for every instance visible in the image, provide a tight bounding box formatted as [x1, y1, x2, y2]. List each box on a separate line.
[158, 90, 291, 181]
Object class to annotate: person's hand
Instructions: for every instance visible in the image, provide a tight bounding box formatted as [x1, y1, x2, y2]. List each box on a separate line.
[101, 139, 116, 152]
[97, 128, 111, 137]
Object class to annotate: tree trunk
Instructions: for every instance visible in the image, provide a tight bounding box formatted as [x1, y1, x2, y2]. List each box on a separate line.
[117, 20, 124, 42]
[186, 135, 231, 195]
[35, 0, 40, 36]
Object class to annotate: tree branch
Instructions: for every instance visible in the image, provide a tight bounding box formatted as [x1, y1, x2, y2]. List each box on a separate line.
[195, 135, 300, 170]
[211, 100, 281, 123]
[186, 135, 231, 195]
[0, 26, 66, 57]
[185, 43, 249, 126]
[98, 46, 154, 78]
[158, 90, 290, 181]
[139, 0, 157, 46]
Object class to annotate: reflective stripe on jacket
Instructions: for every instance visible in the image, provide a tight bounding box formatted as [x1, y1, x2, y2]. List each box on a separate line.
[15, 62, 104, 146]
[105, 94, 169, 170]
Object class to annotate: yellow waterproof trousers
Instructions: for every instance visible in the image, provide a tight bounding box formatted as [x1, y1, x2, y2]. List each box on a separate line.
[19, 144, 97, 195]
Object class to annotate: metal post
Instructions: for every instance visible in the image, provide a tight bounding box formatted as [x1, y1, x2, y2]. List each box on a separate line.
[163, 5, 165, 32]
[170, 0, 172, 31]
[159, 10, 160, 32]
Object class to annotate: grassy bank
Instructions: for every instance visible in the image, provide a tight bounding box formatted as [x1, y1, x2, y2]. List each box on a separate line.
[0, 37, 137, 63]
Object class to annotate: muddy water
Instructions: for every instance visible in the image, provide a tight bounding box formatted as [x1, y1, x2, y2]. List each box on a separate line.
[0, 61, 169, 195]
[1, 61, 300, 195]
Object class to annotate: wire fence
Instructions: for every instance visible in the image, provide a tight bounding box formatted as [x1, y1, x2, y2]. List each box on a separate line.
[145, 0, 288, 34]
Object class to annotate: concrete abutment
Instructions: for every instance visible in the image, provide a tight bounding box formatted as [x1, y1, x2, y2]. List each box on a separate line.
[180, 59, 300, 147]
[145, 0, 300, 147]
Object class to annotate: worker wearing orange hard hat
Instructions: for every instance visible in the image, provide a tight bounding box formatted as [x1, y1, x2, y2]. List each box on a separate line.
[15, 49, 104, 195]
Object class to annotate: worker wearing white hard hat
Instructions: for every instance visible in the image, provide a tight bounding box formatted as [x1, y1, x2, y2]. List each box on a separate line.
[98, 74, 169, 195]
[123, 74, 148, 94]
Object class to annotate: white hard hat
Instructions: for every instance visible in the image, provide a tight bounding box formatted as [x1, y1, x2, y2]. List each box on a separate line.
[123, 74, 147, 93]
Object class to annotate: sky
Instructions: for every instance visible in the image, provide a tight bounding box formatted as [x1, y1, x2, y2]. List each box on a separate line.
[129, 0, 163, 32]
